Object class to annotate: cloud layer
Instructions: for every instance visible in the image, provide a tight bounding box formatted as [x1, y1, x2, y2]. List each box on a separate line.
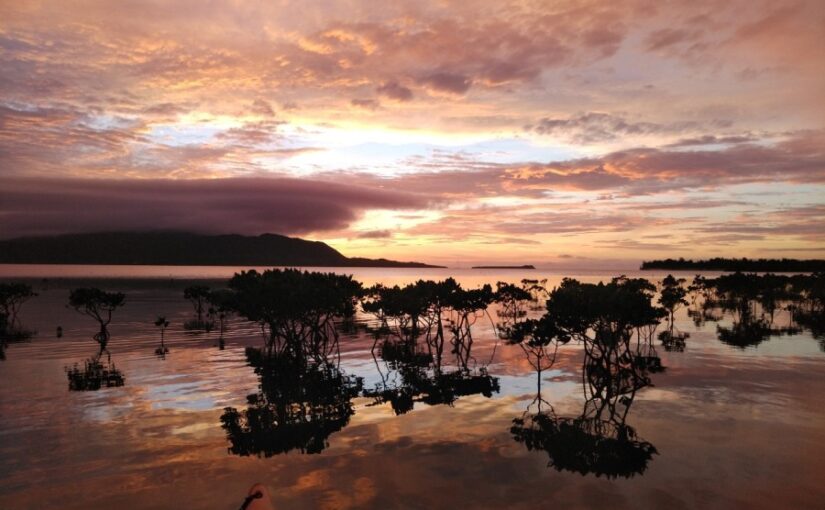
[0, 0, 823, 263]
[0, 177, 426, 239]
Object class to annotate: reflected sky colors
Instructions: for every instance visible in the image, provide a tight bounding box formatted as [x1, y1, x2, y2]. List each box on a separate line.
[0, 1, 824, 264]
[0, 269, 824, 509]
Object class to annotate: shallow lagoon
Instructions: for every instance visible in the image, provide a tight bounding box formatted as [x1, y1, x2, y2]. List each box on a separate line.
[1, 266, 824, 509]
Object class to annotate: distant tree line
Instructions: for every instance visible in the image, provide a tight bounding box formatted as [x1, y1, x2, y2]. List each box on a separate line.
[641, 257, 825, 272]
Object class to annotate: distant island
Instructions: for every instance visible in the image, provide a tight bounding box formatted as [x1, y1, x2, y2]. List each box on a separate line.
[641, 257, 825, 272]
[0, 232, 444, 268]
[472, 265, 536, 269]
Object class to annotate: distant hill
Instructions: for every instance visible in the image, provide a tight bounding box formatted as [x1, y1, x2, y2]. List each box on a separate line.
[0, 232, 443, 268]
[641, 257, 825, 272]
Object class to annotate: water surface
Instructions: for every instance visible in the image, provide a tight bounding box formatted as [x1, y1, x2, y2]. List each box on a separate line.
[1, 266, 823, 509]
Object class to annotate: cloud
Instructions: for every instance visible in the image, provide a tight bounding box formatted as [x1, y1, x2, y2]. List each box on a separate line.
[375, 81, 413, 101]
[355, 229, 393, 239]
[350, 98, 380, 110]
[0, 1, 821, 260]
[528, 112, 714, 144]
[250, 99, 275, 117]
[665, 134, 758, 147]
[419, 72, 473, 95]
[644, 28, 703, 51]
[0, 177, 428, 239]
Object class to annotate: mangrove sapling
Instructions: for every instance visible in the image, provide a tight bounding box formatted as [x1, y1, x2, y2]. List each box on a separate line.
[183, 285, 214, 331]
[68, 288, 125, 354]
[66, 288, 126, 391]
[657, 274, 690, 351]
[0, 282, 37, 339]
[207, 289, 235, 349]
[154, 316, 170, 357]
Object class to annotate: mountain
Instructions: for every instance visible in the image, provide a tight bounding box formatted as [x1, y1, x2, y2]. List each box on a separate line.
[0, 232, 443, 268]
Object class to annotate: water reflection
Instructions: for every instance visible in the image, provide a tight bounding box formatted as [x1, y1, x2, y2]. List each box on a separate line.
[66, 349, 125, 391]
[3, 270, 825, 508]
[220, 347, 362, 456]
[65, 287, 127, 390]
[364, 336, 499, 415]
[509, 276, 662, 478]
[689, 273, 825, 348]
[511, 337, 660, 478]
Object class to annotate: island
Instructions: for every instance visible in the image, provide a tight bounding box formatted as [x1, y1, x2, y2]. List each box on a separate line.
[471, 265, 536, 269]
[0, 232, 444, 268]
[640, 257, 825, 272]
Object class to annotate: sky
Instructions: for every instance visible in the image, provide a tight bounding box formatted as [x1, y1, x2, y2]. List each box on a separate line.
[0, 0, 823, 267]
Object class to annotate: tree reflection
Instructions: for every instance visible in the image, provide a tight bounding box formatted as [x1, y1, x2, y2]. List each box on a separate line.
[511, 358, 658, 479]
[220, 269, 365, 457]
[66, 351, 125, 391]
[510, 277, 661, 478]
[689, 273, 823, 348]
[221, 347, 363, 456]
[65, 288, 126, 390]
[364, 333, 500, 415]
[361, 278, 500, 415]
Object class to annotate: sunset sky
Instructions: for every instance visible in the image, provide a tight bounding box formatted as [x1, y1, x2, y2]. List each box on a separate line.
[1, 0, 823, 266]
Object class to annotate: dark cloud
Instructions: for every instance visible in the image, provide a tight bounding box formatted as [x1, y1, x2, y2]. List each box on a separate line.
[644, 28, 702, 51]
[695, 206, 825, 242]
[529, 112, 707, 144]
[355, 229, 393, 239]
[250, 99, 275, 117]
[376, 81, 413, 101]
[420, 72, 473, 94]
[0, 177, 428, 239]
[665, 134, 758, 147]
[351, 98, 380, 110]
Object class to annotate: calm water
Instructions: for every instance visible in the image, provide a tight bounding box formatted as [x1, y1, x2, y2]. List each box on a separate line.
[1, 265, 824, 509]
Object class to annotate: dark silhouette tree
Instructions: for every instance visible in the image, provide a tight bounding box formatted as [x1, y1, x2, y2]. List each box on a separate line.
[207, 288, 235, 349]
[0, 282, 37, 337]
[658, 274, 689, 351]
[362, 279, 500, 415]
[66, 288, 126, 391]
[68, 288, 125, 352]
[183, 285, 213, 330]
[493, 281, 533, 339]
[227, 269, 361, 360]
[520, 278, 549, 310]
[154, 316, 170, 357]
